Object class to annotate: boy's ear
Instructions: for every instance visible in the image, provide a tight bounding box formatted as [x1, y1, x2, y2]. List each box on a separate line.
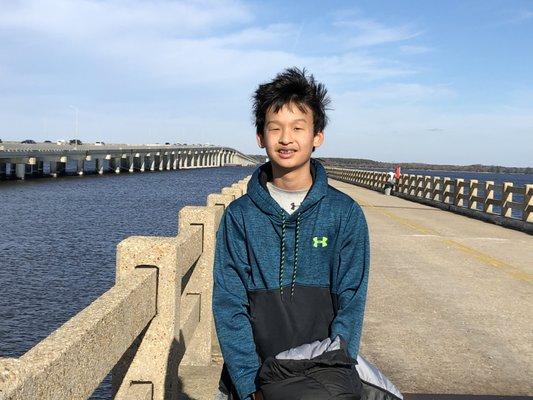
[256, 132, 265, 148]
[313, 131, 324, 149]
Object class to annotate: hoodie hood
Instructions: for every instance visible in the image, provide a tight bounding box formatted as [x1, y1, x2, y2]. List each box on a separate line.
[247, 158, 329, 223]
[246, 158, 329, 299]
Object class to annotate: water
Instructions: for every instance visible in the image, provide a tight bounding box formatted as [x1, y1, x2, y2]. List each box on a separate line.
[0, 166, 255, 398]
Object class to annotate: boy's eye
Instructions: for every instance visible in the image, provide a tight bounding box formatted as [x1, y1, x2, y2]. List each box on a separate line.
[270, 128, 280, 131]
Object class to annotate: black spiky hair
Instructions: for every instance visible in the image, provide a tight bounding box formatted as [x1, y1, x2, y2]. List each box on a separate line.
[252, 67, 331, 135]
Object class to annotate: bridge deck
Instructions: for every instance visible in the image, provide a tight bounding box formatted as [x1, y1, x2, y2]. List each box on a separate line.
[178, 179, 533, 398]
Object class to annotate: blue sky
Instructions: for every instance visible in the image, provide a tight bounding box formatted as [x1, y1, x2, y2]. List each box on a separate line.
[0, 0, 532, 166]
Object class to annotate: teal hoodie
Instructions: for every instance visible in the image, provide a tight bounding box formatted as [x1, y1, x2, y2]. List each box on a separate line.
[212, 158, 370, 399]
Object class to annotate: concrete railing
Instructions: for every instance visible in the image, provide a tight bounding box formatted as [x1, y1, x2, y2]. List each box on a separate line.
[326, 166, 533, 233]
[0, 176, 250, 400]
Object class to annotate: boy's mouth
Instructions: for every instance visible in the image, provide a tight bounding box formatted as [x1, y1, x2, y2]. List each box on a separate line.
[277, 149, 296, 159]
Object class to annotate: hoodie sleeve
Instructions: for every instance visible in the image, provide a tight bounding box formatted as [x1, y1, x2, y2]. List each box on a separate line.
[330, 202, 370, 358]
[212, 207, 260, 400]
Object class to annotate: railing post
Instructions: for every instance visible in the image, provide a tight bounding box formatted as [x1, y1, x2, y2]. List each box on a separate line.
[484, 181, 494, 214]
[454, 178, 464, 207]
[113, 235, 188, 400]
[443, 177, 451, 204]
[469, 180, 478, 210]
[409, 175, 415, 196]
[502, 182, 513, 218]
[401, 175, 407, 195]
[415, 175, 422, 197]
[433, 177, 441, 201]
[178, 205, 224, 366]
[524, 184, 533, 222]
[412, 175, 417, 196]
[424, 176, 431, 199]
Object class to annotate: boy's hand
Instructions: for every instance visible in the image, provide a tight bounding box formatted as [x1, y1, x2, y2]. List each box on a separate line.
[252, 391, 263, 400]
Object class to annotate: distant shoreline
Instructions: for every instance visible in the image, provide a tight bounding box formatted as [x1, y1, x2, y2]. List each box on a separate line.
[247, 155, 532, 174]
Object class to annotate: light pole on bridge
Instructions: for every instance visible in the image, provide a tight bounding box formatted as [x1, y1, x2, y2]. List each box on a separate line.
[69, 105, 79, 140]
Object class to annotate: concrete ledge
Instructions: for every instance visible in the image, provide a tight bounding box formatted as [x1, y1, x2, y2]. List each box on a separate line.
[207, 193, 234, 209]
[221, 187, 242, 198]
[328, 176, 533, 235]
[394, 191, 533, 234]
[175, 224, 204, 277]
[0, 268, 157, 400]
[180, 293, 201, 348]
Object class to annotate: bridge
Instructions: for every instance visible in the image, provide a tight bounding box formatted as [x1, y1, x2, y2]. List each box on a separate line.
[0, 165, 531, 399]
[0, 142, 257, 180]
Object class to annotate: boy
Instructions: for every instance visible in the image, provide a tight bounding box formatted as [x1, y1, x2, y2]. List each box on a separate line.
[213, 67, 370, 399]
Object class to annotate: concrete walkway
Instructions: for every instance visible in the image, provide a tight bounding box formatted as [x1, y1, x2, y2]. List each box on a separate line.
[178, 179, 533, 398]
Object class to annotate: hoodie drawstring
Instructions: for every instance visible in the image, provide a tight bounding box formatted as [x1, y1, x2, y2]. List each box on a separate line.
[279, 212, 301, 300]
[291, 213, 301, 298]
[279, 213, 286, 297]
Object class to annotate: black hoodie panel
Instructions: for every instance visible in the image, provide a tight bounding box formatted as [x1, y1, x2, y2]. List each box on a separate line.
[258, 349, 361, 400]
[248, 285, 337, 361]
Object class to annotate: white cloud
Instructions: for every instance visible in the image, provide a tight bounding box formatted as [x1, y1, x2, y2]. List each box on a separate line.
[399, 45, 432, 55]
[501, 9, 533, 25]
[334, 83, 455, 105]
[0, 0, 253, 38]
[332, 17, 420, 48]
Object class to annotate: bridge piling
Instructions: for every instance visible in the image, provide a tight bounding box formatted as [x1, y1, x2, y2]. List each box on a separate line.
[95, 158, 104, 175]
[76, 159, 84, 176]
[15, 163, 25, 180]
[0, 162, 6, 180]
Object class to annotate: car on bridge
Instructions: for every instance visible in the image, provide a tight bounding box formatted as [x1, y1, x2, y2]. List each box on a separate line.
[95, 141, 105, 146]
[21, 139, 36, 144]
[69, 139, 83, 145]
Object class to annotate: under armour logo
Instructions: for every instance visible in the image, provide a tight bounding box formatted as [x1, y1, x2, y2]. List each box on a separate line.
[312, 236, 328, 248]
[290, 202, 297, 210]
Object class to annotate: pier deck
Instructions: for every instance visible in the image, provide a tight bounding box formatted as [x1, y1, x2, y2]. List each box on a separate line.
[178, 178, 533, 398]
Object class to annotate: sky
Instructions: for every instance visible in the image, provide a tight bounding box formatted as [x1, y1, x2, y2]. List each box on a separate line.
[0, 0, 532, 166]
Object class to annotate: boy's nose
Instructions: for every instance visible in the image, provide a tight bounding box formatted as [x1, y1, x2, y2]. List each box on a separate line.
[278, 130, 293, 144]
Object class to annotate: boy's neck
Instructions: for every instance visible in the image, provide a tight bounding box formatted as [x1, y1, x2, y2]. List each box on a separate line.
[270, 159, 313, 191]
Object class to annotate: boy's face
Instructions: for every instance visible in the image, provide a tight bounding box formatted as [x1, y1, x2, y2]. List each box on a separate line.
[256, 102, 324, 172]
